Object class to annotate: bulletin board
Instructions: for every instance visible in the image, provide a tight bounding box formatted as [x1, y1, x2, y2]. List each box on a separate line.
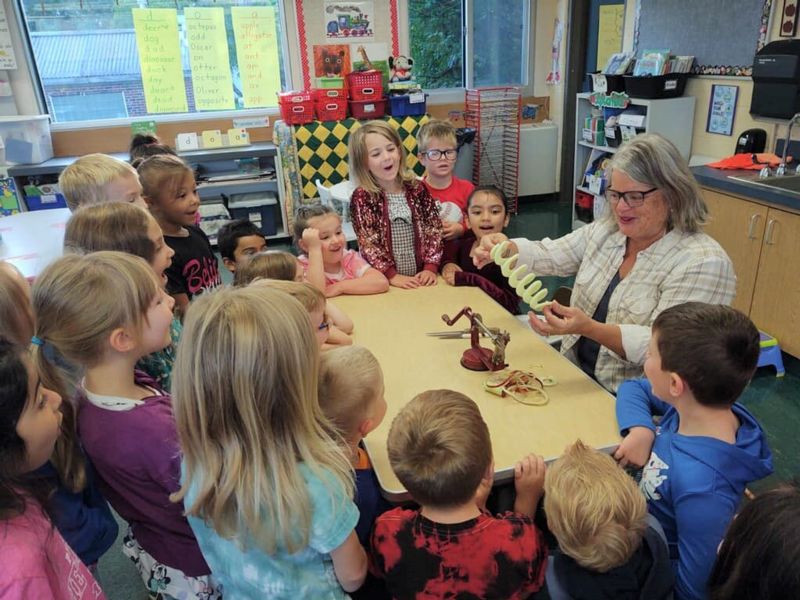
[634, 0, 774, 76]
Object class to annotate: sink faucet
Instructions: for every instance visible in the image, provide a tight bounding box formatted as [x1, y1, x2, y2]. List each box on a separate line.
[777, 112, 800, 176]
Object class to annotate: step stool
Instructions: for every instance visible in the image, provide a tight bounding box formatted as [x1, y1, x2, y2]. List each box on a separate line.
[758, 332, 785, 377]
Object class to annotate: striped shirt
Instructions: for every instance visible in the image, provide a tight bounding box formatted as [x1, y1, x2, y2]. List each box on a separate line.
[513, 219, 736, 392]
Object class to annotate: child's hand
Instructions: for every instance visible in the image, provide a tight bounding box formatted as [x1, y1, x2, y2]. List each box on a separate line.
[415, 270, 437, 286]
[441, 263, 462, 285]
[302, 228, 322, 251]
[442, 220, 465, 241]
[325, 282, 343, 298]
[513, 453, 546, 517]
[389, 274, 420, 289]
[474, 462, 495, 511]
[473, 233, 513, 268]
[613, 427, 655, 468]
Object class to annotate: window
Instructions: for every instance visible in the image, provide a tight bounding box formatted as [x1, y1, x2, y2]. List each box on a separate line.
[408, 0, 531, 91]
[18, 0, 290, 124]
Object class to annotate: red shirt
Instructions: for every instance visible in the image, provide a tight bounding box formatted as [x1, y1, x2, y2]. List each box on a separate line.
[370, 507, 547, 600]
[423, 176, 475, 213]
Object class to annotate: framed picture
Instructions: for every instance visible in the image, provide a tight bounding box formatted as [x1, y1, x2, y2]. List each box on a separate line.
[706, 84, 739, 136]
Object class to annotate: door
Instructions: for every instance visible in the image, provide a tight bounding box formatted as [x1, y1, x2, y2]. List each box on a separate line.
[583, 0, 625, 91]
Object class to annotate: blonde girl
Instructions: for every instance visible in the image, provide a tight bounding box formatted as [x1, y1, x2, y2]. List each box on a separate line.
[171, 286, 367, 598]
[349, 120, 443, 289]
[0, 338, 106, 599]
[32, 251, 220, 599]
[138, 154, 221, 316]
[64, 202, 179, 389]
[0, 261, 117, 568]
[232, 249, 303, 286]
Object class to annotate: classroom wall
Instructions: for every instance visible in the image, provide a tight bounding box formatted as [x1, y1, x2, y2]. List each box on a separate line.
[621, 0, 793, 160]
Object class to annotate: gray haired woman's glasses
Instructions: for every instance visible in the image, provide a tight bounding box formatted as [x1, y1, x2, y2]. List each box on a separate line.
[604, 187, 658, 208]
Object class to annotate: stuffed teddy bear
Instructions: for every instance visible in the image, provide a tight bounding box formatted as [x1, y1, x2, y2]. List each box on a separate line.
[389, 55, 414, 82]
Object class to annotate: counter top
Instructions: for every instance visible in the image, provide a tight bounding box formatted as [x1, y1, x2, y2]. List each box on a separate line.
[692, 165, 800, 212]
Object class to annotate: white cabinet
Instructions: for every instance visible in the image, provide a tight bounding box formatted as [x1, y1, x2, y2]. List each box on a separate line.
[571, 93, 695, 229]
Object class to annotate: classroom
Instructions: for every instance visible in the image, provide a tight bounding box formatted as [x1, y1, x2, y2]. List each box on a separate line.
[0, 1, 797, 599]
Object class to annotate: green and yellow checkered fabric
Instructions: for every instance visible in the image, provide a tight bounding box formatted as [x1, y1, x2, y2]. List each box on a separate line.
[293, 115, 430, 199]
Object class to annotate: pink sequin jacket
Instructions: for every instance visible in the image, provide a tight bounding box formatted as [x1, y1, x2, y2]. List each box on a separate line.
[350, 180, 443, 279]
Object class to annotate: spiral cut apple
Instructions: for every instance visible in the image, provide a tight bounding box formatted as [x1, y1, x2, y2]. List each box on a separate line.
[490, 241, 551, 311]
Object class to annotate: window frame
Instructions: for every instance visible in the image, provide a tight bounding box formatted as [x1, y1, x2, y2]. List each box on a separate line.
[11, 0, 297, 131]
[402, 0, 536, 104]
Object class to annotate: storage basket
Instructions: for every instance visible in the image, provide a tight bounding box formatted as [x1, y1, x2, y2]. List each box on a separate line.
[389, 93, 427, 117]
[346, 70, 384, 100]
[623, 74, 689, 99]
[279, 101, 315, 124]
[315, 99, 348, 121]
[349, 98, 387, 119]
[312, 88, 346, 101]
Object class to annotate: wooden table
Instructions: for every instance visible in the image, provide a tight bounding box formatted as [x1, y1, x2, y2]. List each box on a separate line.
[0, 208, 69, 281]
[335, 282, 619, 501]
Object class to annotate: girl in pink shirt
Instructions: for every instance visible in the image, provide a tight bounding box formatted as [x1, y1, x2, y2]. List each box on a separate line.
[0, 338, 105, 599]
[295, 203, 389, 297]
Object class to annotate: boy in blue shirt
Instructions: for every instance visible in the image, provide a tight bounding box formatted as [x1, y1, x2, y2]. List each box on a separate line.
[615, 302, 773, 600]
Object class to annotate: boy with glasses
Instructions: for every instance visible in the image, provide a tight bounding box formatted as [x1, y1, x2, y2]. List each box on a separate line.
[417, 119, 475, 240]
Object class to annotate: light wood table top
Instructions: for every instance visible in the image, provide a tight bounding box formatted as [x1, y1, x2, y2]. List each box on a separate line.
[334, 281, 620, 501]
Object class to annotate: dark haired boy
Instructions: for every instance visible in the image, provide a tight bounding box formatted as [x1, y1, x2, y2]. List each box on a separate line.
[615, 302, 773, 600]
[370, 389, 547, 599]
[216, 218, 267, 273]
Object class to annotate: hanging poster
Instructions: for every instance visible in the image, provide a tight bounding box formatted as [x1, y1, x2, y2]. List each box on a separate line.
[0, 3, 17, 70]
[546, 19, 564, 85]
[132, 9, 188, 114]
[313, 44, 351, 78]
[706, 84, 738, 136]
[350, 42, 390, 89]
[596, 4, 625, 71]
[324, 2, 375, 40]
[185, 7, 235, 111]
[231, 7, 281, 108]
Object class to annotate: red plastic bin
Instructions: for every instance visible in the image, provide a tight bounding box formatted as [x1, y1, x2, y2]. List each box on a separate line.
[277, 90, 313, 104]
[279, 101, 315, 124]
[312, 88, 346, 101]
[315, 99, 348, 121]
[349, 98, 387, 119]
[346, 70, 384, 100]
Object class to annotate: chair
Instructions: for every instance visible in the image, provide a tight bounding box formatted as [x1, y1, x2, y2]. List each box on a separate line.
[315, 179, 356, 242]
[757, 331, 785, 377]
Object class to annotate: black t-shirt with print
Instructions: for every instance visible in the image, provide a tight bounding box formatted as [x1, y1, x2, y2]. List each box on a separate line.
[164, 225, 221, 299]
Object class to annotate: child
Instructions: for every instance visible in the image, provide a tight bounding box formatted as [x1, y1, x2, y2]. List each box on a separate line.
[417, 118, 475, 240]
[544, 440, 674, 600]
[171, 285, 368, 598]
[64, 202, 180, 390]
[349, 120, 443, 289]
[0, 260, 118, 569]
[216, 218, 267, 273]
[31, 252, 220, 599]
[708, 483, 800, 600]
[59, 153, 145, 211]
[371, 389, 548, 599]
[440, 186, 519, 313]
[295, 203, 389, 296]
[129, 133, 178, 169]
[318, 345, 389, 545]
[138, 154, 221, 316]
[614, 302, 773, 600]
[250, 279, 353, 349]
[232, 250, 304, 285]
[0, 337, 106, 599]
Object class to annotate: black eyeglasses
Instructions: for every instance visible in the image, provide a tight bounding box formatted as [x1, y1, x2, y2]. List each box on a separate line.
[421, 149, 457, 161]
[604, 187, 658, 208]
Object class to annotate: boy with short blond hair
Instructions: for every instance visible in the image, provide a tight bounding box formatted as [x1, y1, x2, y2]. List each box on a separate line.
[544, 440, 673, 599]
[615, 302, 773, 600]
[417, 119, 474, 240]
[59, 153, 145, 211]
[371, 389, 547, 599]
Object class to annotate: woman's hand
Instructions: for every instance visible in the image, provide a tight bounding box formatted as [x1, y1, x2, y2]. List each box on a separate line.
[415, 270, 437, 286]
[528, 300, 592, 337]
[389, 274, 420, 289]
[441, 263, 462, 285]
[473, 233, 514, 268]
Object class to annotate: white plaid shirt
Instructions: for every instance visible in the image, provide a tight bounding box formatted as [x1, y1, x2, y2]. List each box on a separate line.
[513, 219, 736, 392]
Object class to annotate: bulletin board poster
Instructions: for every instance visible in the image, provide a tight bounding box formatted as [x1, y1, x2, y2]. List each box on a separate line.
[313, 44, 351, 78]
[232, 7, 281, 108]
[596, 4, 624, 71]
[0, 3, 17, 70]
[707, 84, 739, 136]
[133, 9, 188, 114]
[185, 8, 235, 111]
[324, 1, 375, 40]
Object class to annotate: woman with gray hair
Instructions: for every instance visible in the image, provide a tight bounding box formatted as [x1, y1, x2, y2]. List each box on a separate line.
[474, 133, 735, 392]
